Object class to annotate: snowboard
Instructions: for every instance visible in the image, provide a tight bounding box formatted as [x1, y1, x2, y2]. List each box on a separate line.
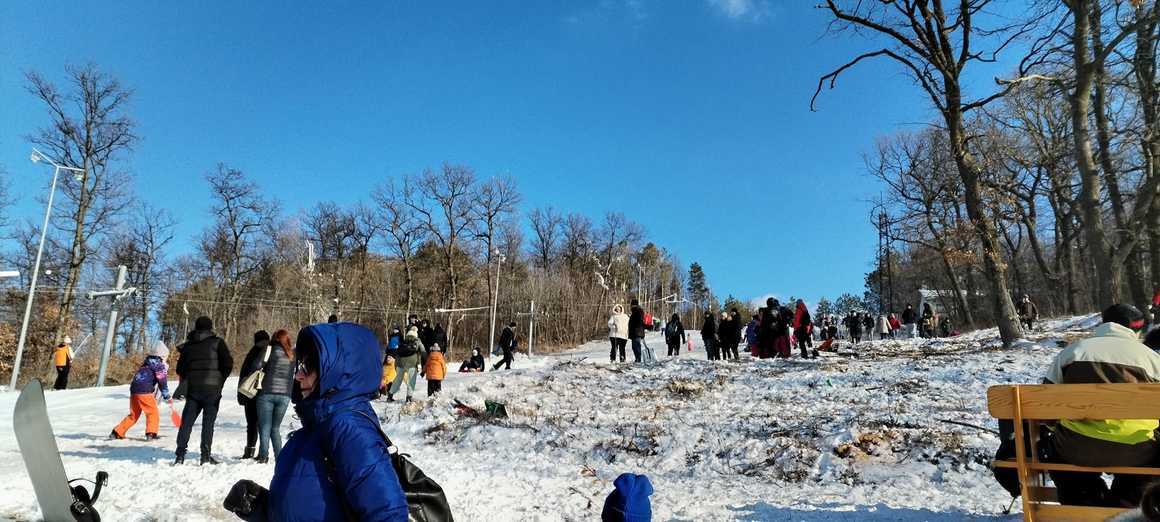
[14, 379, 101, 521]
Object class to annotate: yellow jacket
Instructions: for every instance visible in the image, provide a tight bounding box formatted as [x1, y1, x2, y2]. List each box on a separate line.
[381, 360, 397, 388]
[53, 345, 73, 367]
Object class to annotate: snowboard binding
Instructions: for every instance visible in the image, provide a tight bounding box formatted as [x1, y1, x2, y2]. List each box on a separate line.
[67, 471, 107, 521]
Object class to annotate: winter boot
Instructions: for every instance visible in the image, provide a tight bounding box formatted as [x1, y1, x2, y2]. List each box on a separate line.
[386, 393, 395, 402]
[201, 454, 220, 466]
[173, 453, 185, 466]
[240, 446, 255, 459]
[255, 456, 269, 464]
[405, 395, 413, 403]
[108, 430, 123, 440]
[145, 432, 160, 440]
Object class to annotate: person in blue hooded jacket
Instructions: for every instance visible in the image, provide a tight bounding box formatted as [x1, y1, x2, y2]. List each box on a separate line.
[224, 322, 409, 521]
[602, 473, 653, 522]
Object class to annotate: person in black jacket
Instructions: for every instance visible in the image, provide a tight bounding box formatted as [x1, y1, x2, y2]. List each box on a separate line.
[236, 330, 270, 460]
[419, 320, 437, 353]
[701, 312, 719, 361]
[255, 329, 295, 464]
[628, 299, 646, 363]
[459, 348, 486, 372]
[727, 309, 743, 360]
[664, 313, 686, 357]
[174, 316, 233, 465]
[492, 322, 517, 370]
[757, 299, 778, 359]
[433, 323, 448, 351]
[718, 312, 734, 360]
[901, 304, 916, 339]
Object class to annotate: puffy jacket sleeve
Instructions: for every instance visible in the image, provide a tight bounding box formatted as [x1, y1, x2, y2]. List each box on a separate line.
[218, 339, 235, 381]
[325, 413, 410, 521]
[155, 362, 171, 399]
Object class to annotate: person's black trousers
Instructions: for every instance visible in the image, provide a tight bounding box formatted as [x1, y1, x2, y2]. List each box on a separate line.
[53, 365, 70, 390]
[493, 348, 513, 370]
[609, 338, 627, 362]
[242, 400, 259, 451]
[175, 393, 221, 457]
[667, 341, 680, 356]
[427, 379, 442, 396]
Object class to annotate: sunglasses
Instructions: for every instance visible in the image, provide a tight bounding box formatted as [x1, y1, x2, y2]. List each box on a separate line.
[295, 358, 312, 375]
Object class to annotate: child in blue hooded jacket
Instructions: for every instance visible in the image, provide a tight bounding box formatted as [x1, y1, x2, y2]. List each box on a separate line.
[224, 322, 409, 521]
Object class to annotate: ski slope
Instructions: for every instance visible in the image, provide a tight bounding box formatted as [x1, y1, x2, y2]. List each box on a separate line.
[0, 316, 1100, 521]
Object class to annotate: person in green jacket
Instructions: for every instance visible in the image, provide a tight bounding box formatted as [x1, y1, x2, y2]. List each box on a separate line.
[1044, 304, 1160, 507]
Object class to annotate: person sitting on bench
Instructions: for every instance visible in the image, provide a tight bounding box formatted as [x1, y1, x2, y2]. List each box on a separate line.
[1044, 304, 1160, 507]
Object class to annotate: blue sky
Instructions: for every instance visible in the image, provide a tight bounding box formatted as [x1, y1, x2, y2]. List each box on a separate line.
[0, 0, 955, 304]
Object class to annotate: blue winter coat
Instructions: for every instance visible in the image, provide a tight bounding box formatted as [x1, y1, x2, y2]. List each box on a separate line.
[266, 323, 409, 521]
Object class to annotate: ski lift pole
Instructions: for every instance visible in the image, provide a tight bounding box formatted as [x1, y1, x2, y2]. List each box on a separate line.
[92, 266, 136, 387]
[528, 300, 535, 357]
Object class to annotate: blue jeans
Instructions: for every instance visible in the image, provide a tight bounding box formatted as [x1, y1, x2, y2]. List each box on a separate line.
[256, 394, 290, 460]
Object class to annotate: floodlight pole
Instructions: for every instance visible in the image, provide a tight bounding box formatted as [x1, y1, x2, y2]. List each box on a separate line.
[11, 150, 83, 391]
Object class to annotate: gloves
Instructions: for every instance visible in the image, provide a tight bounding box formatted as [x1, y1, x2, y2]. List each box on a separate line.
[162, 393, 171, 401]
[224, 480, 269, 522]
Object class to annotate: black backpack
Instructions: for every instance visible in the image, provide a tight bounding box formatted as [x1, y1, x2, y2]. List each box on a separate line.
[397, 337, 419, 357]
[665, 321, 679, 340]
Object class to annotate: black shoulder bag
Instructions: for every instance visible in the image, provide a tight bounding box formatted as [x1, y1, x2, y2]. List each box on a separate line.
[323, 410, 453, 522]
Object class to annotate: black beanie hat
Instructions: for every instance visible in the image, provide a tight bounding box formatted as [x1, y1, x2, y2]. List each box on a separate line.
[254, 330, 270, 343]
[195, 316, 213, 331]
[1102, 304, 1146, 331]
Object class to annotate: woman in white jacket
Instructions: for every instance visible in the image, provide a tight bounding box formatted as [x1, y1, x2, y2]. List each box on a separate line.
[608, 304, 630, 363]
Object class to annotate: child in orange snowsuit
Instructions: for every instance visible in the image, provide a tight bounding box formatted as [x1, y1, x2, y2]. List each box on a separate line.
[421, 345, 447, 397]
[111, 341, 171, 440]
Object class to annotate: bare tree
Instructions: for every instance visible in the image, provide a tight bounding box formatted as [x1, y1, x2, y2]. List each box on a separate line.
[372, 178, 427, 316]
[471, 175, 522, 345]
[107, 203, 175, 352]
[813, 0, 1034, 345]
[407, 164, 477, 352]
[25, 65, 137, 343]
[200, 164, 275, 341]
[528, 206, 563, 271]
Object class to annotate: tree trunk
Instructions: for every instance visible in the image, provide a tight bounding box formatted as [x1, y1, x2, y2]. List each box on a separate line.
[944, 82, 1023, 345]
[1071, 0, 1121, 308]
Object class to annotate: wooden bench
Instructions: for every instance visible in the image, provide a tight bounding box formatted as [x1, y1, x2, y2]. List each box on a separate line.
[987, 383, 1160, 521]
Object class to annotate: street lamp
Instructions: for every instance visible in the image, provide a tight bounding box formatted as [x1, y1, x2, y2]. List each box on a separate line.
[488, 249, 505, 357]
[10, 149, 84, 390]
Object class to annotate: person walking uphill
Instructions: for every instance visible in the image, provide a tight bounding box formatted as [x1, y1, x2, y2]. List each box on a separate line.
[792, 300, 814, 359]
[255, 330, 295, 464]
[493, 322, 517, 370]
[422, 345, 447, 396]
[223, 322, 412, 522]
[608, 305, 630, 363]
[664, 313, 685, 357]
[174, 316, 234, 466]
[389, 326, 424, 402]
[628, 299, 647, 363]
[111, 340, 171, 440]
[237, 330, 271, 460]
[701, 312, 719, 361]
[52, 336, 74, 390]
[1017, 294, 1039, 331]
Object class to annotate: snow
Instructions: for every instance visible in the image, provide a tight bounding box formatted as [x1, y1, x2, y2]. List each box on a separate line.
[0, 316, 1101, 521]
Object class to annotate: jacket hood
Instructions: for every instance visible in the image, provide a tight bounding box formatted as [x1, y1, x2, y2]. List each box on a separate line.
[612, 304, 623, 314]
[602, 473, 653, 522]
[293, 322, 383, 425]
[1093, 321, 1142, 341]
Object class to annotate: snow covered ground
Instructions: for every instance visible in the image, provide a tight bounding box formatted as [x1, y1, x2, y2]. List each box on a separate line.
[0, 315, 1101, 521]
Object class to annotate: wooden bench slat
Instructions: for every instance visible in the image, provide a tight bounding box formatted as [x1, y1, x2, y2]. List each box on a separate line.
[1027, 486, 1058, 503]
[992, 459, 1160, 476]
[987, 384, 1160, 420]
[1032, 503, 1131, 521]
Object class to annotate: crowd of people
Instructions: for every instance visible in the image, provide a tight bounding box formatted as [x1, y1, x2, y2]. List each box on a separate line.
[608, 296, 984, 364]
